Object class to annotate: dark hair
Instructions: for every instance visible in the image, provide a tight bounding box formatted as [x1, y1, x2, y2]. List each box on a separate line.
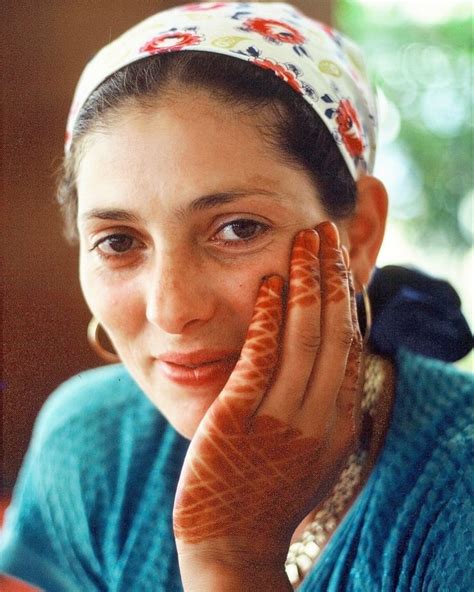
[57, 51, 356, 243]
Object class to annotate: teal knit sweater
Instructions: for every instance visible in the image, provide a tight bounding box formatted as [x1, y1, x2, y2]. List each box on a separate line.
[0, 349, 472, 591]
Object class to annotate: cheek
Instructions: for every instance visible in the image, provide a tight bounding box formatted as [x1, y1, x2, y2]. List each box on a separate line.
[78, 244, 291, 349]
[219, 273, 258, 338]
[79, 258, 145, 339]
[215, 253, 291, 341]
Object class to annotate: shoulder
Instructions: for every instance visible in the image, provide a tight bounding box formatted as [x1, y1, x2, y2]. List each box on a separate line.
[1, 366, 186, 590]
[415, 433, 474, 589]
[378, 349, 472, 509]
[389, 349, 473, 464]
[371, 349, 472, 513]
[393, 349, 473, 435]
[29, 364, 171, 461]
[38, 363, 142, 420]
[396, 348, 473, 399]
[343, 352, 473, 588]
[11, 364, 185, 528]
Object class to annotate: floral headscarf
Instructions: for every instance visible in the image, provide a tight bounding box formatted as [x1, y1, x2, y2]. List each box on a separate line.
[66, 1, 378, 180]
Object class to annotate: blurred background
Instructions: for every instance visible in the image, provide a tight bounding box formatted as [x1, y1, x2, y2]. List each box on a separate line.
[338, 0, 473, 368]
[2, 0, 472, 496]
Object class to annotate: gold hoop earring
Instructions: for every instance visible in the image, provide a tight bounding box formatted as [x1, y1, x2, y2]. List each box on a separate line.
[87, 317, 120, 363]
[361, 283, 372, 347]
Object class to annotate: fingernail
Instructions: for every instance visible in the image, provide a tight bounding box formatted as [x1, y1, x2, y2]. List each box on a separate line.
[296, 229, 319, 253]
[303, 229, 319, 253]
[316, 221, 340, 248]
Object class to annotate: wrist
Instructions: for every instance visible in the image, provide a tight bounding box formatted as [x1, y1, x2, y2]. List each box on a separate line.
[177, 545, 292, 592]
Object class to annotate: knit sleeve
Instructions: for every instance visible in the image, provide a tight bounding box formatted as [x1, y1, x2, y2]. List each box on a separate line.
[416, 435, 474, 591]
[422, 482, 473, 590]
[0, 373, 118, 591]
[0, 366, 186, 592]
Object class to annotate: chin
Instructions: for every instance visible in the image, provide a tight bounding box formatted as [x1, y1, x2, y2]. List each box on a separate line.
[146, 379, 223, 440]
[130, 361, 233, 440]
[166, 394, 217, 440]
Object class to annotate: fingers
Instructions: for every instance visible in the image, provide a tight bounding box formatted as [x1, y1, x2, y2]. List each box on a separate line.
[258, 229, 321, 417]
[332, 263, 363, 447]
[213, 221, 360, 442]
[215, 275, 285, 422]
[302, 222, 353, 424]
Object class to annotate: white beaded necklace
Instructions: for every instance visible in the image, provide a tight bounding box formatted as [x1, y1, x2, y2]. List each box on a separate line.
[285, 354, 386, 588]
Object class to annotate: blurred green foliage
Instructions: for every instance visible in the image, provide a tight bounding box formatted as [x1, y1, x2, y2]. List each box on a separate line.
[336, 1, 473, 253]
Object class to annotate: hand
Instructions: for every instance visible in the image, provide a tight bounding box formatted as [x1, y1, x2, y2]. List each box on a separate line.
[173, 222, 363, 588]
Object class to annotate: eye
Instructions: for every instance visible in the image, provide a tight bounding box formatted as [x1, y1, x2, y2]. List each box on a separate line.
[92, 233, 141, 257]
[214, 219, 270, 245]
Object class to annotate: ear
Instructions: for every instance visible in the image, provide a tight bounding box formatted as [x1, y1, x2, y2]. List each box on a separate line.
[343, 175, 388, 290]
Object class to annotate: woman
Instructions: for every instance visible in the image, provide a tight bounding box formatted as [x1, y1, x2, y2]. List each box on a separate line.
[1, 3, 472, 590]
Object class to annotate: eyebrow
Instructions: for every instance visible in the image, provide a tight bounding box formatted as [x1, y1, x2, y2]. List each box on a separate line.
[79, 188, 283, 224]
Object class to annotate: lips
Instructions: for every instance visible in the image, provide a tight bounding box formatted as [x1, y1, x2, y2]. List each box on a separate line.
[154, 349, 240, 387]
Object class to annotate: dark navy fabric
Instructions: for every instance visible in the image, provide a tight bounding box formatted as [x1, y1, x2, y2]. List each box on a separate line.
[359, 266, 473, 361]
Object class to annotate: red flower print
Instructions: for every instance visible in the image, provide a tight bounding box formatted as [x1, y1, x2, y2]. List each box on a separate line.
[320, 23, 336, 38]
[252, 58, 303, 94]
[335, 99, 364, 158]
[183, 2, 227, 10]
[140, 30, 202, 54]
[243, 17, 305, 45]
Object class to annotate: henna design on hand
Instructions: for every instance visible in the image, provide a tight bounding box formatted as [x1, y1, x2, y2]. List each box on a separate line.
[174, 276, 320, 549]
[173, 398, 320, 548]
[317, 222, 347, 305]
[336, 271, 363, 423]
[174, 223, 363, 563]
[287, 229, 320, 310]
[226, 276, 284, 402]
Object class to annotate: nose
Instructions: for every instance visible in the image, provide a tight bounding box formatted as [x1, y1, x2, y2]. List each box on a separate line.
[145, 248, 217, 334]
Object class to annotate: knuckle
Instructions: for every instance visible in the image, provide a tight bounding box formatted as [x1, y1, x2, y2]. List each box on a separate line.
[296, 323, 321, 353]
[336, 323, 354, 348]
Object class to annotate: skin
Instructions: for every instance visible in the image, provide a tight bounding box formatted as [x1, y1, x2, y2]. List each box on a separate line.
[173, 225, 361, 544]
[76, 88, 389, 590]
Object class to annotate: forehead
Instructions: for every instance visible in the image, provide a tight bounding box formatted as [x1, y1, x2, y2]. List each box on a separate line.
[76, 90, 320, 220]
[80, 89, 275, 164]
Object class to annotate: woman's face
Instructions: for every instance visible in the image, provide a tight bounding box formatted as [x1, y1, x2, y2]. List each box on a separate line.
[77, 89, 329, 439]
